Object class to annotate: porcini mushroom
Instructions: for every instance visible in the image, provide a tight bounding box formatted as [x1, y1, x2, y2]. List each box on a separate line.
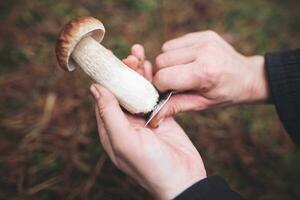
[56, 16, 159, 114]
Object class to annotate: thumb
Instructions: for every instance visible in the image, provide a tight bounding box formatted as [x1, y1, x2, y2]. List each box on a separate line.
[149, 93, 209, 128]
[90, 84, 131, 142]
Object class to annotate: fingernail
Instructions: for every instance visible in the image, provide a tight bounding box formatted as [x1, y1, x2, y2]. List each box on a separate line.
[90, 85, 100, 100]
[122, 56, 130, 62]
[127, 55, 137, 61]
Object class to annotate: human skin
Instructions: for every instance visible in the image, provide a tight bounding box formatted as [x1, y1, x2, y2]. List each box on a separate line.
[151, 31, 269, 127]
[90, 30, 269, 198]
[90, 45, 207, 200]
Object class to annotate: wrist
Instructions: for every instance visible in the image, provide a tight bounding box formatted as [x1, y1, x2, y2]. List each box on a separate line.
[242, 55, 270, 104]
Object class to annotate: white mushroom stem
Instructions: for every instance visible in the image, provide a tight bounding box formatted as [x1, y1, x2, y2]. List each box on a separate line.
[71, 36, 159, 114]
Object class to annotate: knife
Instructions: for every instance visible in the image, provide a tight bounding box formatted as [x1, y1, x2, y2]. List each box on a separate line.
[144, 91, 173, 127]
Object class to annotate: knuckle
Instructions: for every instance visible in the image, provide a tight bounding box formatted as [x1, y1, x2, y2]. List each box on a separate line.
[204, 42, 216, 51]
[98, 107, 108, 120]
[191, 64, 203, 80]
[200, 63, 215, 77]
[201, 68, 219, 88]
[193, 60, 217, 86]
[198, 40, 218, 53]
[204, 30, 218, 39]
[200, 31, 219, 45]
[97, 101, 107, 118]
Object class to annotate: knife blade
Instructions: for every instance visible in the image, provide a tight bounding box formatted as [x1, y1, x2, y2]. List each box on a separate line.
[144, 91, 173, 127]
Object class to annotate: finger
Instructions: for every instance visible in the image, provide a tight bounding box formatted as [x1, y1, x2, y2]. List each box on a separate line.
[162, 31, 217, 52]
[143, 60, 153, 82]
[131, 44, 146, 76]
[123, 55, 145, 76]
[95, 105, 117, 163]
[136, 68, 144, 76]
[153, 62, 200, 92]
[149, 93, 210, 128]
[90, 84, 132, 145]
[155, 46, 197, 69]
[122, 55, 139, 70]
[131, 44, 145, 61]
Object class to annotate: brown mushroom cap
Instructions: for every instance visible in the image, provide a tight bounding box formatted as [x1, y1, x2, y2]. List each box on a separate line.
[56, 16, 105, 71]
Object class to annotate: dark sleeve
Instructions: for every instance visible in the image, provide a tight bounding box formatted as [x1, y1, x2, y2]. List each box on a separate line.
[174, 176, 243, 200]
[265, 49, 300, 146]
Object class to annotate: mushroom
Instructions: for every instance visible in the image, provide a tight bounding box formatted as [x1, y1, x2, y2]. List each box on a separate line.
[55, 16, 159, 114]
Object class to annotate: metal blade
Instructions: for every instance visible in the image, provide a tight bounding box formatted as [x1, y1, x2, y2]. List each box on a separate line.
[144, 91, 173, 127]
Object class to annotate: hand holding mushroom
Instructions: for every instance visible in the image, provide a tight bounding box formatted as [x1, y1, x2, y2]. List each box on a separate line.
[90, 44, 206, 199]
[56, 17, 206, 199]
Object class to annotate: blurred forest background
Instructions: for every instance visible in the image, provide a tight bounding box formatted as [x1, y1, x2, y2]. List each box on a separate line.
[0, 0, 300, 199]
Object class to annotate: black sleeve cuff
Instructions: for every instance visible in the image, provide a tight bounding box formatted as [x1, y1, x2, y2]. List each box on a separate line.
[265, 49, 300, 146]
[174, 176, 243, 200]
